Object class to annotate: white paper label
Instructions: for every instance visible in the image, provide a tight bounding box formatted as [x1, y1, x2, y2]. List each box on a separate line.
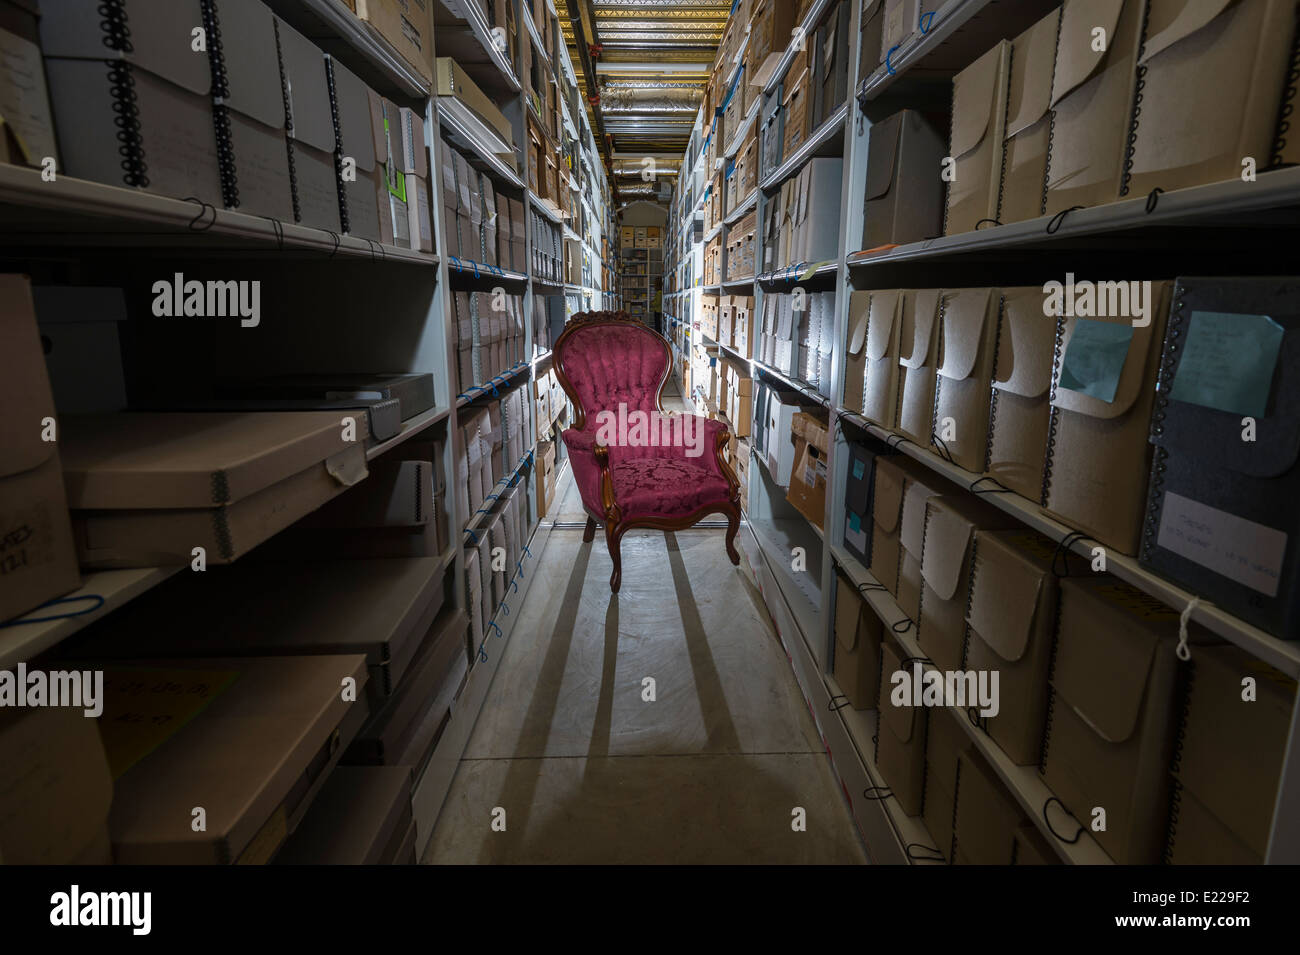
[1156, 491, 1286, 597]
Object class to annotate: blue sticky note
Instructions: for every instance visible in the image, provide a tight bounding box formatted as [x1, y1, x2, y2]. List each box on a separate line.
[848, 512, 862, 532]
[1059, 319, 1135, 403]
[852, 459, 866, 480]
[1168, 311, 1284, 418]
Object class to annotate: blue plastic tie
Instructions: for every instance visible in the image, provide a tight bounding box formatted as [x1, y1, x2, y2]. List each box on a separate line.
[465, 528, 480, 543]
[0, 593, 106, 628]
[478, 644, 489, 662]
[886, 45, 900, 75]
[919, 10, 935, 33]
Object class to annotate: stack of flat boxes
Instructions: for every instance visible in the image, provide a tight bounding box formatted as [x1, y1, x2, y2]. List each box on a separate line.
[727, 211, 757, 280]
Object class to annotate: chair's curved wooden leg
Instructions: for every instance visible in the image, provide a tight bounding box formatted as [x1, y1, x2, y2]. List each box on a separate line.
[606, 522, 624, 593]
[583, 517, 597, 542]
[723, 503, 741, 566]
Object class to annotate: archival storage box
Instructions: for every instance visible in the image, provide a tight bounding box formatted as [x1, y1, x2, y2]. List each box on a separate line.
[953, 749, 1026, 864]
[944, 41, 1009, 236]
[60, 557, 446, 706]
[1040, 576, 1208, 864]
[1044, 0, 1145, 214]
[866, 453, 929, 597]
[861, 109, 945, 249]
[0, 274, 80, 623]
[965, 528, 1081, 766]
[916, 493, 1017, 673]
[864, 288, 903, 427]
[59, 410, 370, 567]
[895, 474, 943, 624]
[1168, 642, 1296, 863]
[1140, 276, 1300, 638]
[274, 14, 342, 232]
[96, 653, 370, 864]
[842, 437, 886, 566]
[921, 705, 971, 862]
[998, 8, 1060, 225]
[347, 0, 434, 83]
[1042, 280, 1172, 556]
[1125, 0, 1295, 197]
[40, 0, 223, 204]
[931, 286, 1000, 473]
[894, 288, 941, 449]
[345, 607, 468, 768]
[0, 0, 58, 170]
[985, 285, 1057, 501]
[275, 764, 414, 865]
[326, 55, 383, 240]
[832, 572, 883, 710]
[874, 638, 928, 816]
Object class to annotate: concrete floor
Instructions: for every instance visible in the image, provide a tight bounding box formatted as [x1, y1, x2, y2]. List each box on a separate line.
[422, 389, 867, 864]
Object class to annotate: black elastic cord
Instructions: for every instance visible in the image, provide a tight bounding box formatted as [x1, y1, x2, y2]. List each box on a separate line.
[863, 786, 893, 801]
[1144, 187, 1164, 214]
[183, 197, 218, 231]
[1046, 205, 1084, 235]
[828, 695, 851, 712]
[969, 475, 1012, 495]
[261, 216, 285, 251]
[930, 434, 955, 463]
[857, 581, 886, 594]
[906, 843, 946, 863]
[1043, 796, 1085, 844]
[1051, 529, 1093, 578]
[974, 217, 1001, 229]
[891, 617, 915, 634]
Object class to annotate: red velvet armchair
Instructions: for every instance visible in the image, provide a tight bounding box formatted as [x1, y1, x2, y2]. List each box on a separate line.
[554, 311, 741, 593]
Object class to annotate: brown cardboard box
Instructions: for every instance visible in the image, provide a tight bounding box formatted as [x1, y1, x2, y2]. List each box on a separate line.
[1041, 576, 1199, 864]
[920, 705, 971, 861]
[60, 411, 370, 568]
[1042, 281, 1171, 555]
[749, 0, 798, 89]
[1045, 0, 1145, 214]
[0, 706, 113, 864]
[347, 0, 434, 82]
[867, 454, 906, 595]
[932, 287, 1000, 472]
[786, 412, 829, 529]
[917, 494, 1017, 673]
[954, 749, 1026, 864]
[0, 274, 80, 623]
[833, 572, 883, 709]
[875, 639, 927, 815]
[1169, 642, 1296, 863]
[95, 653, 368, 864]
[944, 41, 1010, 235]
[894, 288, 941, 447]
[781, 52, 811, 158]
[843, 290, 870, 414]
[860, 289, 903, 426]
[999, 7, 1060, 224]
[965, 529, 1079, 766]
[1166, 782, 1258, 865]
[1127, 0, 1294, 197]
[985, 285, 1056, 500]
[862, 110, 946, 249]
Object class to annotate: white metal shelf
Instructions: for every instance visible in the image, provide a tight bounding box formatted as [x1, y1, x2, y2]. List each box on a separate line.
[723, 189, 758, 226]
[436, 104, 524, 190]
[0, 165, 439, 265]
[438, 0, 521, 93]
[759, 102, 848, 192]
[847, 167, 1300, 264]
[836, 410, 1300, 679]
[722, 98, 761, 160]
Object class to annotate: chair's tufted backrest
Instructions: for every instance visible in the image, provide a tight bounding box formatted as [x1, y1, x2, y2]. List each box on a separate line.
[554, 315, 670, 429]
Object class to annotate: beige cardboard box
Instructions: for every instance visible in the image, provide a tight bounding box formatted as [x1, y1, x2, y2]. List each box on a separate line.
[965, 528, 1080, 766]
[945, 41, 1010, 235]
[1042, 281, 1171, 555]
[932, 287, 999, 472]
[60, 411, 371, 567]
[954, 749, 1026, 864]
[917, 494, 1017, 673]
[1170, 642, 1296, 863]
[867, 454, 907, 596]
[1041, 576, 1200, 864]
[985, 285, 1056, 500]
[1127, 0, 1294, 197]
[875, 639, 927, 816]
[843, 290, 870, 414]
[921, 703, 971, 861]
[862, 110, 946, 249]
[1166, 782, 1258, 865]
[833, 573, 883, 710]
[860, 289, 903, 426]
[349, 0, 434, 82]
[896, 470, 944, 623]
[999, 8, 1060, 224]
[97, 654, 368, 864]
[0, 706, 113, 864]
[277, 16, 344, 233]
[894, 288, 941, 447]
[0, 275, 80, 623]
[786, 412, 829, 530]
[1045, 0, 1145, 214]
[328, 56, 383, 241]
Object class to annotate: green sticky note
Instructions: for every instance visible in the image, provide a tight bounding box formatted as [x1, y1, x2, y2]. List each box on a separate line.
[852, 459, 866, 480]
[1059, 319, 1134, 403]
[848, 512, 862, 532]
[1169, 311, 1284, 418]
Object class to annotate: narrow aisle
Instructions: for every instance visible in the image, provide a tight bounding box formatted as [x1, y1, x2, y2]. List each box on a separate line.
[424, 402, 868, 864]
